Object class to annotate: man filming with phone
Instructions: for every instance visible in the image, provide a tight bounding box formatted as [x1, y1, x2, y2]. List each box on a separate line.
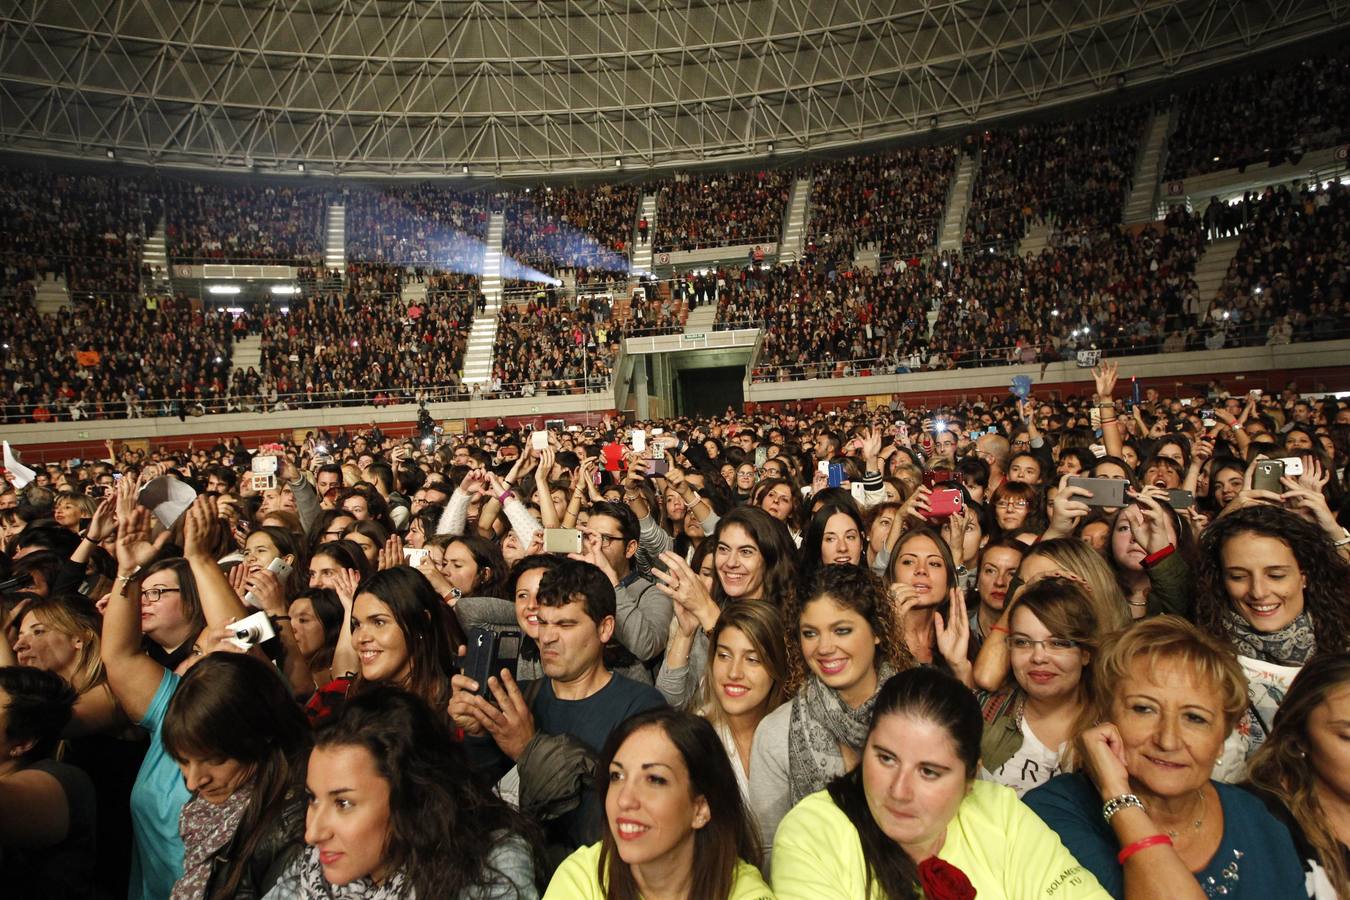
[449, 559, 665, 856]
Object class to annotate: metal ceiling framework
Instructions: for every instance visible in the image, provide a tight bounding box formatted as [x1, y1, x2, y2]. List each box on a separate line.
[0, 0, 1345, 177]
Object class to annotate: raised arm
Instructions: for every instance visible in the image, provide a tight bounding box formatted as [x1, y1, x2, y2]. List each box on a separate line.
[181, 496, 249, 628]
[102, 506, 168, 724]
[1092, 362, 1125, 460]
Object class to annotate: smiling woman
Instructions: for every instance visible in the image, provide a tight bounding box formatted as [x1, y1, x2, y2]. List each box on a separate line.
[544, 708, 770, 900]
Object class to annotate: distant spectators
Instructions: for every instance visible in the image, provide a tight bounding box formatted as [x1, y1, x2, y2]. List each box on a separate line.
[490, 300, 616, 397]
[344, 185, 488, 273]
[653, 169, 792, 252]
[1164, 54, 1350, 179]
[0, 291, 232, 421]
[164, 181, 324, 264]
[808, 145, 957, 264]
[963, 106, 1148, 250]
[1209, 179, 1350, 347]
[502, 184, 639, 284]
[0, 167, 157, 298]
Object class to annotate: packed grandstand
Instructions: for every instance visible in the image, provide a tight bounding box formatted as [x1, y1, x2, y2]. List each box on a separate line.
[2, 19, 1350, 900]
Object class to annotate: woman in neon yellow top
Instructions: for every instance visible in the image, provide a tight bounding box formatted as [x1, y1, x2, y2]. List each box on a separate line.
[772, 668, 1203, 899]
[545, 707, 774, 900]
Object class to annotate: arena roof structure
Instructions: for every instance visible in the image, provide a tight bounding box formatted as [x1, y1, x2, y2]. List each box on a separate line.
[0, 0, 1345, 177]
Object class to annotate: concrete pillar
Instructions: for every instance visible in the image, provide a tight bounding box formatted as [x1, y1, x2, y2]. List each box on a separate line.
[634, 355, 650, 420]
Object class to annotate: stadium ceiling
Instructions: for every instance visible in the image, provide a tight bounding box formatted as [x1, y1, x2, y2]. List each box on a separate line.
[0, 0, 1345, 178]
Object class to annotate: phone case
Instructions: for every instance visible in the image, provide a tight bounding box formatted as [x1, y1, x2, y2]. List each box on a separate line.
[1252, 461, 1285, 493]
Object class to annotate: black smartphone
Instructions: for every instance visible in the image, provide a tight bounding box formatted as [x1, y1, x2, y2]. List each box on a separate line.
[463, 627, 522, 698]
[1066, 476, 1128, 508]
[1252, 459, 1285, 494]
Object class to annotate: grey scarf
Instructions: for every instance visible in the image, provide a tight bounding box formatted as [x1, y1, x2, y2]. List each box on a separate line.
[171, 788, 250, 900]
[787, 664, 897, 804]
[1221, 607, 1316, 667]
[296, 845, 414, 899]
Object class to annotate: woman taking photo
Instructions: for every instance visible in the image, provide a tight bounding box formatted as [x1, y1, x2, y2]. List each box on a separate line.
[659, 600, 788, 797]
[1024, 616, 1307, 899]
[978, 576, 1102, 797]
[1246, 652, 1350, 898]
[771, 667, 1115, 899]
[276, 686, 541, 899]
[749, 564, 911, 859]
[546, 708, 771, 899]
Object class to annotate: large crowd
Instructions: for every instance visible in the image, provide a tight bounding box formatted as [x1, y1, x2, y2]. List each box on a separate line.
[807, 145, 959, 264]
[653, 169, 794, 253]
[1164, 52, 1350, 180]
[962, 106, 1149, 251]
[489, 298, 618, 397]
[3, 363, 1350, 899]
[163, 182, 325, 265]
[344, 185, 489, 273]
[502, 184, 640, 287]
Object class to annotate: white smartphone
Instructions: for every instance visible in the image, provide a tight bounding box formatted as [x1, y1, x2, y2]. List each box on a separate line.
[531, 431, 550, 452]
[243, 557, 293, 607]
[404, 547, 431, 567]
[1277, 456, 1305, 477]
[632, 430, 647, 453]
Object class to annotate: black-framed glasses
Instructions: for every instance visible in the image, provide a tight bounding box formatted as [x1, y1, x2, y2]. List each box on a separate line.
[1007, 635, 1079, 653]
[591, 533, 625, 548]
[141, 587, 182, 603]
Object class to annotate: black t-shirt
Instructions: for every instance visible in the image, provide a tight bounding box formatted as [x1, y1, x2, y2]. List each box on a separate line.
[529, 672, 666, 754]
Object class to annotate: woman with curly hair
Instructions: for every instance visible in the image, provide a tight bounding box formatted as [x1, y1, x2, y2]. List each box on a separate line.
[1195, 506, 1350, 666]
[748, 564, 913, 862]
[1245, 652, 1350, 899]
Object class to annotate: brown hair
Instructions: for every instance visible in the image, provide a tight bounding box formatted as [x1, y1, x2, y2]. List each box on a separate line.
[696, 601, 789, 726]
[19, 595, 105, 695]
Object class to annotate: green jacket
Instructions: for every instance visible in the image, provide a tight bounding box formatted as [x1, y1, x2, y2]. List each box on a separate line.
[978, 686, 1025, 774]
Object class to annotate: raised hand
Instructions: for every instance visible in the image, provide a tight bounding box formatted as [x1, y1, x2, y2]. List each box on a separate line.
[652, 551, 719, 632]
[378, 534, 405, 571]
[1092, 360, 1119, 400]
[934, 587, 972, 684]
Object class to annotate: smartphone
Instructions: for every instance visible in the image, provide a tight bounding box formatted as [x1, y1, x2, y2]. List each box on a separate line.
[543, 528, 583, 555]
[925, 488, 964, 519]
[1067, 476, 1128, 508]
[463, 627, 522, 698]
[754, 446, 768, 468]
[652, 428, 664, 436]
[250, 455, 278, 491]
[404, 547, 431, 568]
[631, 430, 647, 453]
[531, 431, 549, 452]
[243, 557, 294, 607]
[1275, 456, 1305, 477]
[817, 460, 830, 476]
[645, 458, 670, 476]
[1252, 459, 1285, 493]
[1166, 489, 1195, 510]
[828, 463, 845, 489]
[849, 482, 867, 505]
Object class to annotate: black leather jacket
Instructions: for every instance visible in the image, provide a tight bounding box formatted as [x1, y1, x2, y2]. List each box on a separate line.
[202, 788, 306, 900]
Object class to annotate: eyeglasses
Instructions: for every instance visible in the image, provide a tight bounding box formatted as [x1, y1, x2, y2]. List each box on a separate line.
[995, 500, 1029, 510]
[140, 587, 182, 603]
[590, 533, 625, 548]
[1007, 635, 1079, 653]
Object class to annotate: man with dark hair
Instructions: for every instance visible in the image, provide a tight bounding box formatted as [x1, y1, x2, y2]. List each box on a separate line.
[579, 501, 672, 669]
[204, 465, 237, 495]
[450, 558, 664, 854]
[313, 464, 344, 509]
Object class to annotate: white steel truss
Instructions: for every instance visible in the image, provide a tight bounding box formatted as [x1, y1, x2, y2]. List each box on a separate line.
[0, 0, 1345, 176]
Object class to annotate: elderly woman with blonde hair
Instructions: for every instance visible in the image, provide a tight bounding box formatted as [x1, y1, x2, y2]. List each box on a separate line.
[1023, 616, 1308, 899]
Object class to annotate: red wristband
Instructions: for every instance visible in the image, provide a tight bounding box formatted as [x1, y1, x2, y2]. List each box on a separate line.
[990, 625, 1010, 635]
[1117, 834, 1172, 865]
[1141, 544, 1175, 568]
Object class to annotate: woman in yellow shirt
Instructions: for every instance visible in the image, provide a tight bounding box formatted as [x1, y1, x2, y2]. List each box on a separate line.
[772, 667, 1205, 899]
[546, 707, 773, 900]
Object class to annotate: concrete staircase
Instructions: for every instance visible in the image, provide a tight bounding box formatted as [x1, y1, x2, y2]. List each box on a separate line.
[631, 194, 658, 275]
[853, 244, 881, 271]
[461, 212, 505, 385]
[1018, 221, 1053, 257]
[325, 204, 346, 280]
[1193, 236, 1242, 319]
[779, 177, 811, 261]
[939, 153, 979, 252]
[402, 276, 427, 308]
[142, 217, 170, 289]
[1124, 108, 1171, 224]
[34, 274, 69, 314]
[229, 334, 263, 398]
[683, 301, 719, 335]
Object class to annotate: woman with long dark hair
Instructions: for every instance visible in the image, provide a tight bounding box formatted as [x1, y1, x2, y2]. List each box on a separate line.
[772, 667, 1114, 898]
[163, 654, 311, 900]
[1245, 652, 1350, 898]
[797, 503, 867, 590]
[273, 686, 541, 898]
[545, 707, 770, 899]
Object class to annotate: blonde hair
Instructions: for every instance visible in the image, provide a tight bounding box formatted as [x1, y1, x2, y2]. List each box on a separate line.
[22, 597, 106, 695]
[1026, 537, 1129, 632]
[1090, 615, 1248, 732]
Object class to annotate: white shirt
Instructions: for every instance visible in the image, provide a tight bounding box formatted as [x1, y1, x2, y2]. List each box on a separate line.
[979, 718, 1063, 798]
